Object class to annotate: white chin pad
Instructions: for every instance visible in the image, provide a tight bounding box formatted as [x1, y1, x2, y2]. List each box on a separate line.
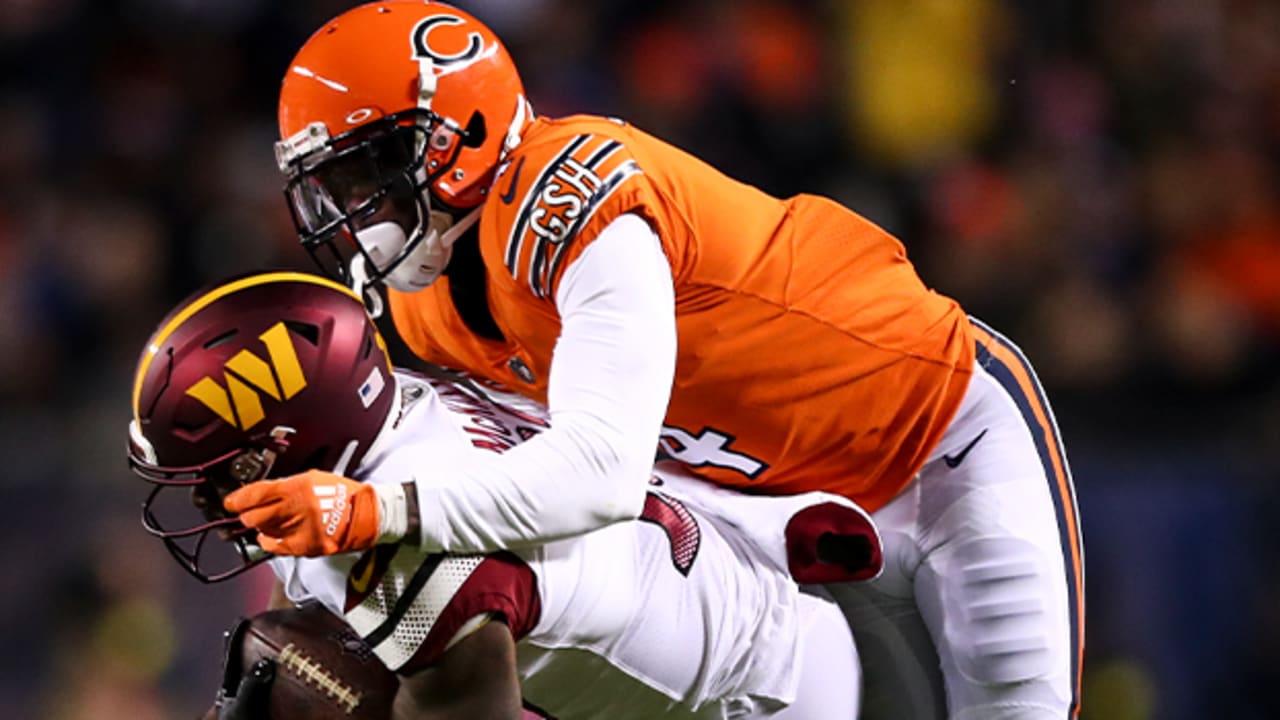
[354, 220, 452, 293]
[354, 221, 409, 270]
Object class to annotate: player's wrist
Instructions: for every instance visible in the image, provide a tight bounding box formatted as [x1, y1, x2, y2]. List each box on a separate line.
[373, 482, 409, 544]
[402, 481, 421, 547]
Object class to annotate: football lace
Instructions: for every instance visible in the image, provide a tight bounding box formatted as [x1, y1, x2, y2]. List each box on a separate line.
[278, 642, 363, 714]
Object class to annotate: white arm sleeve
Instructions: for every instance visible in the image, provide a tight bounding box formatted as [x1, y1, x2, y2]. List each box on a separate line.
[414, 213, 676, 552]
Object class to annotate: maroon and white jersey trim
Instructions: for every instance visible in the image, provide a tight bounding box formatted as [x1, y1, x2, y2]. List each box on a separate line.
[342, 544, 539, 672]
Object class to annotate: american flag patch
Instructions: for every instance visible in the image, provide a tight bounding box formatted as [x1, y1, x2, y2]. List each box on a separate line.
[358, 366, 385, 409]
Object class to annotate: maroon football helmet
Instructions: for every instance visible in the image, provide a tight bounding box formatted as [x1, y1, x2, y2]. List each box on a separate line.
[128, 272, 395, 582]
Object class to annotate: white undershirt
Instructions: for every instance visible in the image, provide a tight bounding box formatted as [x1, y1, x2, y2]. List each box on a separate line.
[412, 213, 676, 552]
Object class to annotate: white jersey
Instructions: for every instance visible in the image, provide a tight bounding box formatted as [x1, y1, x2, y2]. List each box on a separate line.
[271, 371, 878, 719]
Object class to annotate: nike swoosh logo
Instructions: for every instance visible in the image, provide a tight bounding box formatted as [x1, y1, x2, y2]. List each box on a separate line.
[498, 156, 524, 205]
[349, 551, 377, 594]
[942, 428, 988, 469]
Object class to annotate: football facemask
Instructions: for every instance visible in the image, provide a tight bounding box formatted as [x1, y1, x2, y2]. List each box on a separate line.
[280, 111, 483, 295]
[129, 422, 292, 583]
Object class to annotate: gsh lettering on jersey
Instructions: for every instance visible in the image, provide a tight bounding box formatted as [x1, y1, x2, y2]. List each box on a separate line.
[504, 134, 641, 299]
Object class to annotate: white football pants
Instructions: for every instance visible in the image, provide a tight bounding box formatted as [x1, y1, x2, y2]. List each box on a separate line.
[739, 590, 861, 720]
[820, 318, 1085, 720]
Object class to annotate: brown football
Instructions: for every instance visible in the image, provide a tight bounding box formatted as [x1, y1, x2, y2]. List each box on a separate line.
[238, 602, 399, 720]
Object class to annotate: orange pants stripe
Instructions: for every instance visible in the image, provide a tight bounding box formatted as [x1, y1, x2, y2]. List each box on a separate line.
[970, 317, 1085, 717]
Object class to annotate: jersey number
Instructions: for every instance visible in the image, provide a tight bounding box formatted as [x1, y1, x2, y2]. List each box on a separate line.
[659, 425, 768, 479]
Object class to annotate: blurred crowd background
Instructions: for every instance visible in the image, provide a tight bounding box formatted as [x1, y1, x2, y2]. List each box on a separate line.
[1, 0, 1277, 717]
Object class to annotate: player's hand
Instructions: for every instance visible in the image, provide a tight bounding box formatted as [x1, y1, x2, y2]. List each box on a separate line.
[211, 616, 274, 720]
[224, 471, 381, 557]
[214, 657, 274, 720]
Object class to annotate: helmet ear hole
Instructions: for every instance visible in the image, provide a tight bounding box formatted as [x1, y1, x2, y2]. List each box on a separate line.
[283, 320, 321, 347]
[462, 110, 486, 148]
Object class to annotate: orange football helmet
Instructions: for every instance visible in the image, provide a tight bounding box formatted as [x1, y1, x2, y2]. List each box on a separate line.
[275, 1, 531, 294]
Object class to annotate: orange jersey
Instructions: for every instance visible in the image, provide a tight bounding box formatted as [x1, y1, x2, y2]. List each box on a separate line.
[389, 115, 974, 511]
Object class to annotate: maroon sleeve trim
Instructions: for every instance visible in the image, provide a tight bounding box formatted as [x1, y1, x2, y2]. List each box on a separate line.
[398, 551, 541, 674]
[784, 501, 884, 584]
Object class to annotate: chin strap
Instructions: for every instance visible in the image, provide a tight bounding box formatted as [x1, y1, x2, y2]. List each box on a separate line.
[349, 255, 385, 319]
[439, 205, 483, 249]
[503, 94, 532, 159]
